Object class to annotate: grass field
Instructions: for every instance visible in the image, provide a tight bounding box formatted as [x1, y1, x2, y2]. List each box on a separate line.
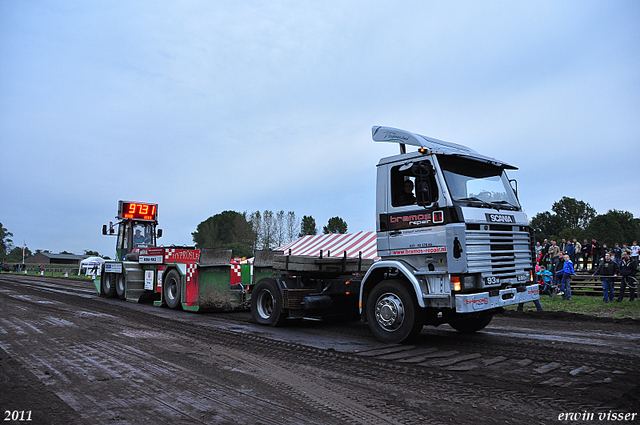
[506, 294, 640, 320]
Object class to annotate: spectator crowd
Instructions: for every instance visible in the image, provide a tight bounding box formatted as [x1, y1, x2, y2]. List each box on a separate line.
[533, 238, 639, 303]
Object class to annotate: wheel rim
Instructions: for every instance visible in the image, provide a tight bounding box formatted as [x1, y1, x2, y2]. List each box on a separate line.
[117, 276, 124, 292]
[167, 278, 178, 301]
[374, 292, 405, 331]
[256, 289, 274, 320]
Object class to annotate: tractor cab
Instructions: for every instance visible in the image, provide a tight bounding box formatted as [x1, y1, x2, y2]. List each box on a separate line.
[102, 201, 162, 260]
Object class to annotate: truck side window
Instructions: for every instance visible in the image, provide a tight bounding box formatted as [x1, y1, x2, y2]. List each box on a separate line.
[391, 165, 414, 207]
[391, 161, 438, 207]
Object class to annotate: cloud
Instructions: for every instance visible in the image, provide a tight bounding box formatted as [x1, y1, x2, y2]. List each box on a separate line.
[1, 0, 638, 256]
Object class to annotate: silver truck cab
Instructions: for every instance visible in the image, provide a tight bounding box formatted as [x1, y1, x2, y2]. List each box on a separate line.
[360, 126, 538, 343]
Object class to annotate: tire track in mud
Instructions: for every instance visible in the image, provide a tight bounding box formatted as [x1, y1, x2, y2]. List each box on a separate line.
[2, 275, 639, 421]
[1, 277, 526, 423]
[0, 284, 321, 424]
[128, 315, 567, 422]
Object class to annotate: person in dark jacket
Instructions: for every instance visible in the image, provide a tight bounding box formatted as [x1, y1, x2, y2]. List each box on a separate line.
[541, 239, 550, 270]
[581, 239, 591, 271]
[566, 241, 575, 264]
[616, 252, 638, 302]
[613, 243, 623, 266]
[591, 238, 602, 271]
[394, 180, 416, 206]
[554, 254, 565, 287]
[594, 253, 618, 303]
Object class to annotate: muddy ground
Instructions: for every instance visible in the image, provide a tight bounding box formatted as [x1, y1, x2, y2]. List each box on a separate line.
[1, 274, 639, 424]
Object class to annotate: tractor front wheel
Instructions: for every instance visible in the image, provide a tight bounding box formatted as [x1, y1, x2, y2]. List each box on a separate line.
[116, 274, 126, 299]
[102, 273, 117, 298]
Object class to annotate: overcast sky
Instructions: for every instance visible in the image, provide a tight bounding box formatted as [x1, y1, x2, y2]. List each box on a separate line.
[1, 1, 639, 258]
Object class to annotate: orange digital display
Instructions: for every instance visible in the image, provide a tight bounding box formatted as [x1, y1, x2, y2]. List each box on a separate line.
[118, 201, 158, 222]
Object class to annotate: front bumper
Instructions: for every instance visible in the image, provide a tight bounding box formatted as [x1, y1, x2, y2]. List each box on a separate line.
[454, 284, 539, 314]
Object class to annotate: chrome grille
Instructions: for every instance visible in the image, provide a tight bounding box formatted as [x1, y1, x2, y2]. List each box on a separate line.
[465, 224, 532, 280]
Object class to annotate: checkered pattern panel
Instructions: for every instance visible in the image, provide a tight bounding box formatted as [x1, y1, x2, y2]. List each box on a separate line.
[186, 263, 197, 283]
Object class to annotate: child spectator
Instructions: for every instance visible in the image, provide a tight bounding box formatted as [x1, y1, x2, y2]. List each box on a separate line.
[537, 265, 554, 296]
[556, 254, 574, 300]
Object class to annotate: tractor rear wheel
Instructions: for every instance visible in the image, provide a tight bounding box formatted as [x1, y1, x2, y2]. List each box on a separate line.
[164, 270, 182, 310]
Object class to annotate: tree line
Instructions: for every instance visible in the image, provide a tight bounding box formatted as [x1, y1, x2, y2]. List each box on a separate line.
[530, 197, 640, 246]
[1, 211, 349, 262]
[191, 210, 348, 258]
[5, 199, 639, 261]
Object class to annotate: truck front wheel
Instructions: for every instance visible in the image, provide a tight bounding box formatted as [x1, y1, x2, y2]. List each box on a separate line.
[102, 273, 117, 298]
[366, 280, 424, 343]
[251, 279, 286, 326]
[164, 270, 182, 310]
[448, 313, 493, 333]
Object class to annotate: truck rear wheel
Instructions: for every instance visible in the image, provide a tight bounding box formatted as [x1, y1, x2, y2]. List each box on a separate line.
[116, 274, 126, 299]
[366, 280, 424, 343]
[448, 313, 493, 333]
[164, 270, 182, 310]
[102, 273, 117, 298]
[251, 279, 286, 326]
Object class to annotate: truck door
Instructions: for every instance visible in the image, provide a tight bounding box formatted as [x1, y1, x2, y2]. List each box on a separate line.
[378, 158, 445, 258]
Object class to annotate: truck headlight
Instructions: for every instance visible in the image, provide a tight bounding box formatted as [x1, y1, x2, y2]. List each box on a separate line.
[462, 275, 476, 290]
[451, 275, 476, 291]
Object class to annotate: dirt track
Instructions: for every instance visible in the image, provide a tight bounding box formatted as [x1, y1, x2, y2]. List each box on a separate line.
[1, 274, 639, 424]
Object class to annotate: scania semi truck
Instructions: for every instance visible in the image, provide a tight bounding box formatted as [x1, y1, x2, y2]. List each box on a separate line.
[250, 126, 538, 343]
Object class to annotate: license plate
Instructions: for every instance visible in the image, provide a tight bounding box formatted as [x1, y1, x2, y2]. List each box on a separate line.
[485, 276, 500, 285]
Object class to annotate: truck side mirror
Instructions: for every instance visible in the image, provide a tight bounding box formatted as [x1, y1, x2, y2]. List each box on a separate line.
[415, 178, 434, 206]
[509, 179, 519, 201]
[157, 229, 163, 238]
[413, 161, 437, 206]
[412, 162, 433, 176]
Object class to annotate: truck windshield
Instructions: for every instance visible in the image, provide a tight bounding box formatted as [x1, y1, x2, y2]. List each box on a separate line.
[437, 155, 520, 210]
